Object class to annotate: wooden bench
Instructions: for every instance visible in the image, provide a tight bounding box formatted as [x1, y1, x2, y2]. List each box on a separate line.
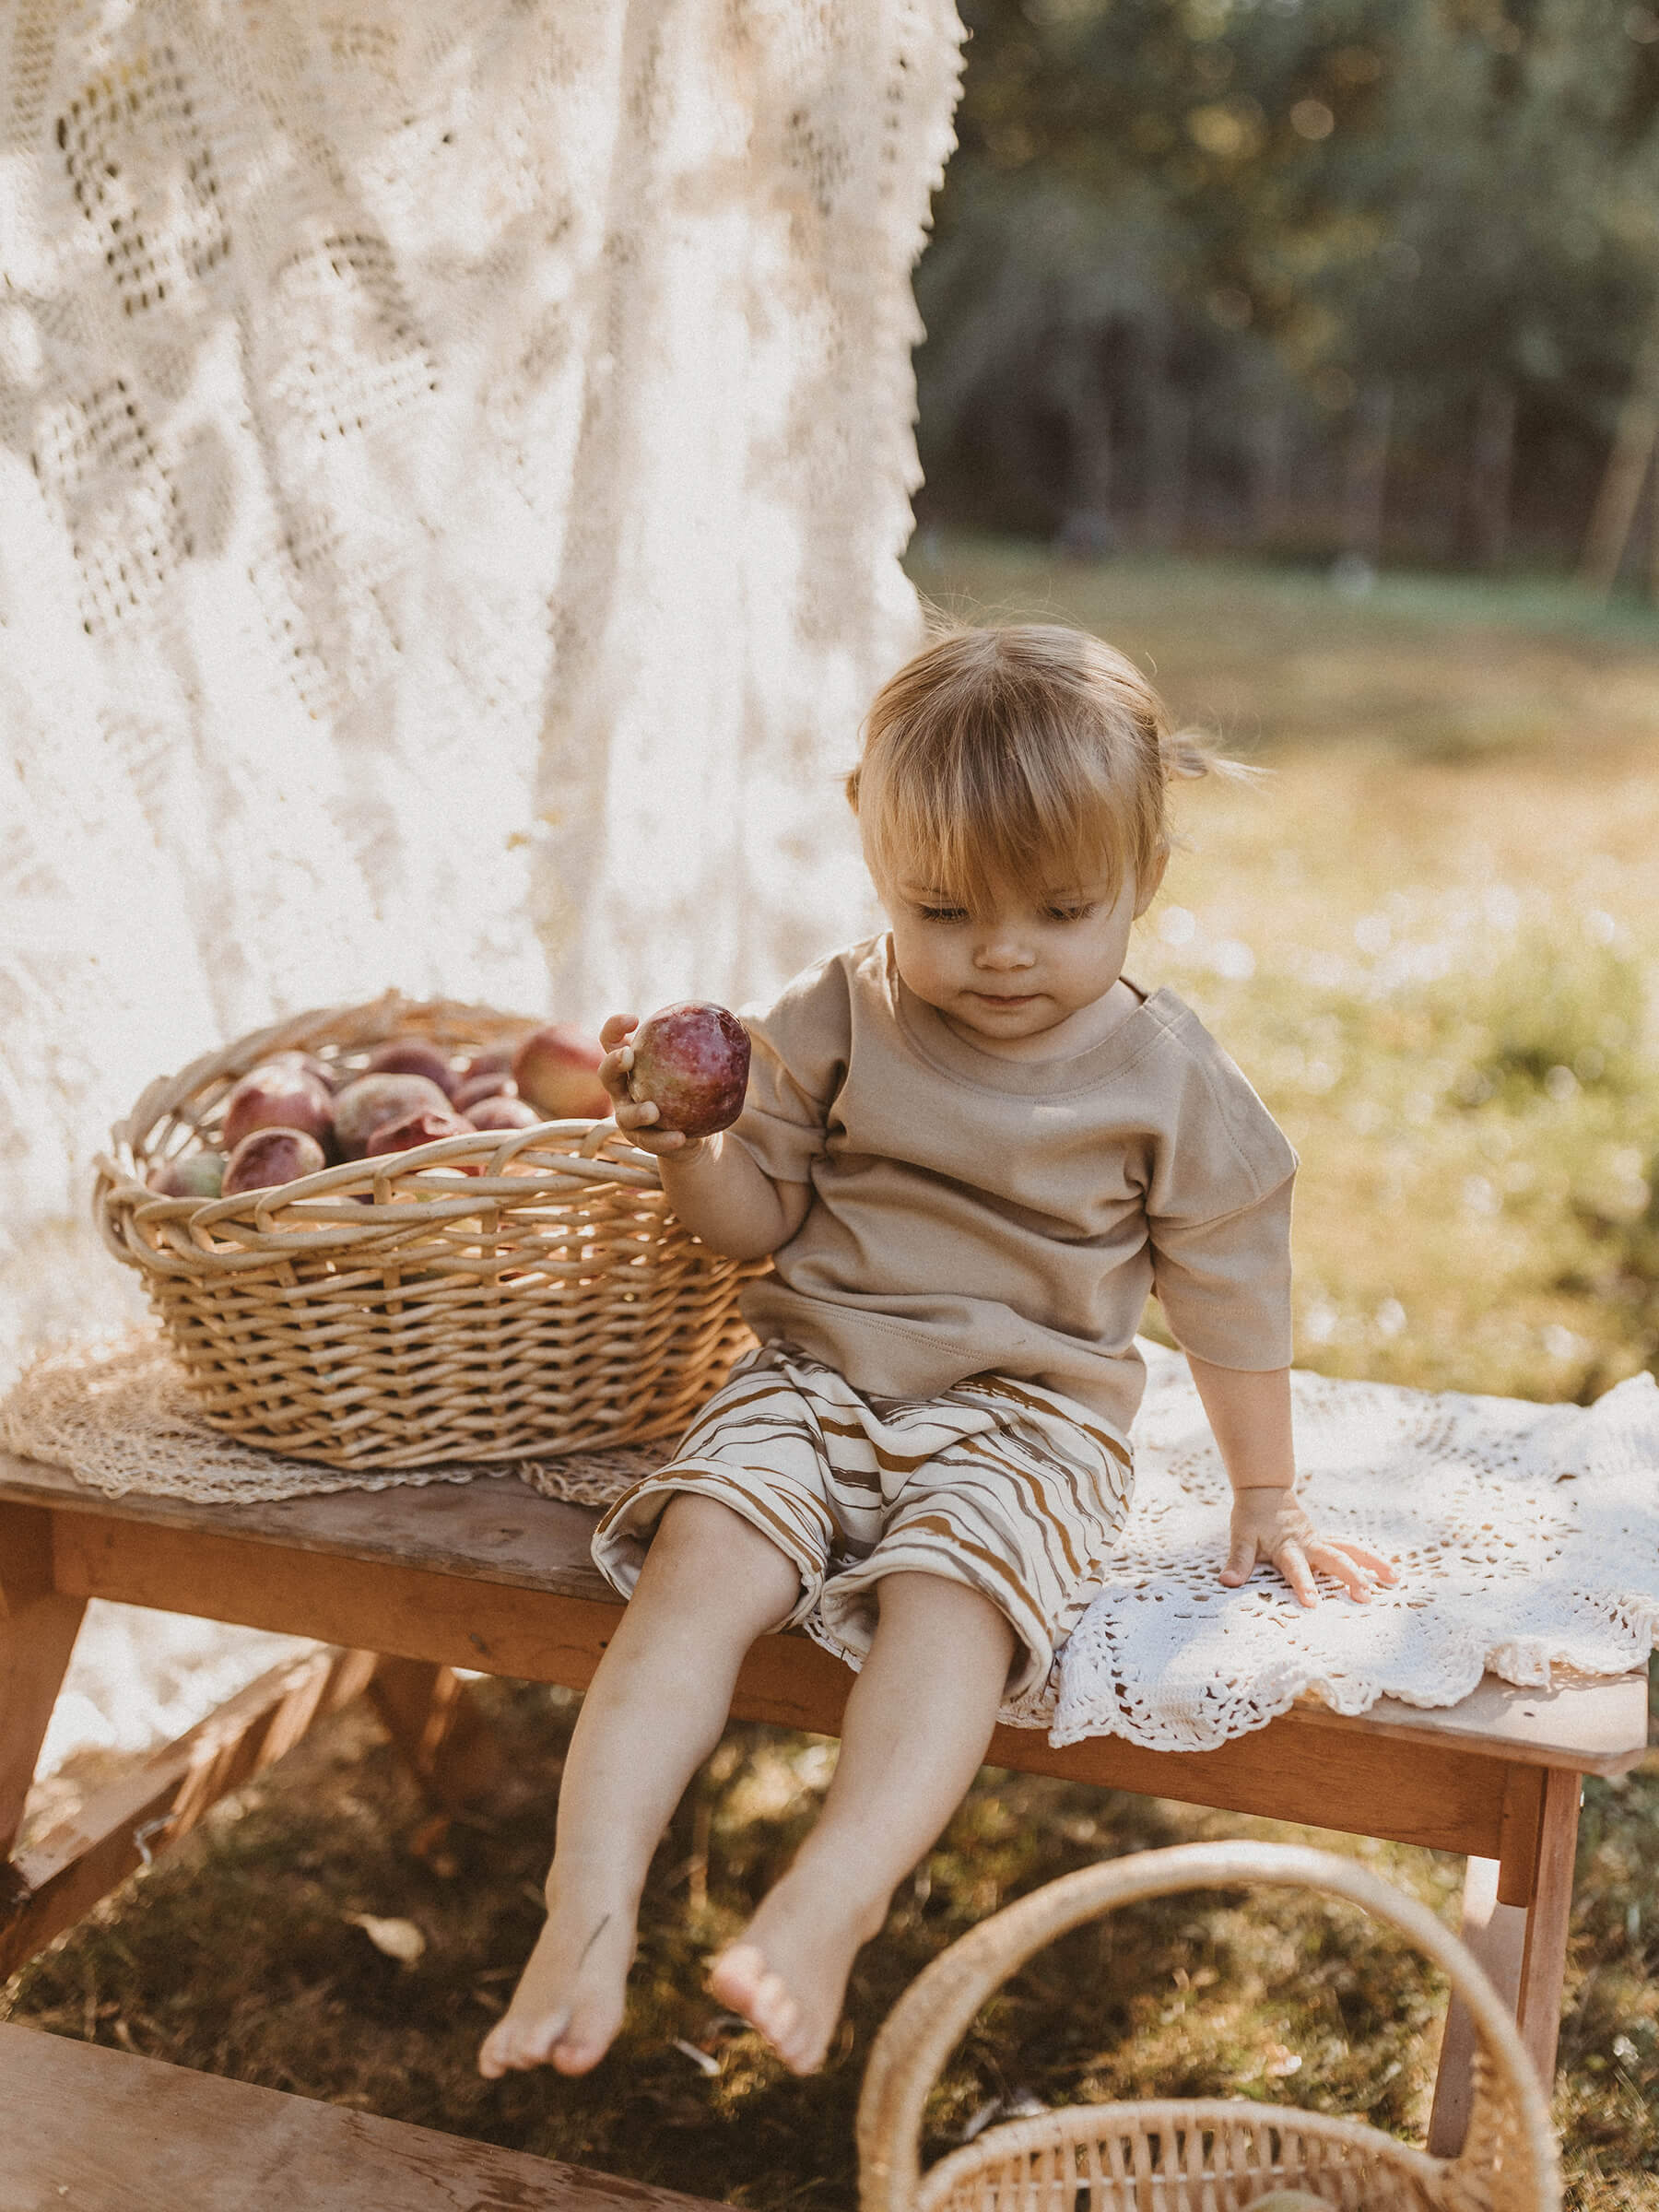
[0, 2018, 733, 2210]
[1, 1446, 1649, 2176]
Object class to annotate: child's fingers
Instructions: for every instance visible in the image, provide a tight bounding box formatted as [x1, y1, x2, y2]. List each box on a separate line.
[1219, 1532, 1257, 1587]
[1272, 1540, 1319, 1607]
[1308, 1542, 1376, 1603]
[598, 1012, 640, 1050]
[598, 1043, 634, 1100]
[1334, 1540, 1398, 1585]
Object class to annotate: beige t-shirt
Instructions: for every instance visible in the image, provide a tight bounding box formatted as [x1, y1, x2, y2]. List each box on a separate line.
[725, 935, 1296, 1439]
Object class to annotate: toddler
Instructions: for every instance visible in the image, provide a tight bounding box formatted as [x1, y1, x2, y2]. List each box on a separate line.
[479, 622, 1393, 2085]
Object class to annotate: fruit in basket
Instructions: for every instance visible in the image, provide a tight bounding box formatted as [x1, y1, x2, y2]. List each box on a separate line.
[627, 1002, 750, 1137]
[147, 1149, 226, 1199]
[461, 1044, 516, 1085]
[465, 1092, 540, 1131]
[268, 1048, 339, 1091]
[333, 1072, 453, 1158]
[222, 1063, 335, 1154]
[365, 1107, 478, 1160]
[1241, 2195, 1332, 2211]
[366, 1039, 459, 1098]
[512, 1025, 609, 1119]
[222, 1125, 328, 1194]
[453, 1069, 516, 1112]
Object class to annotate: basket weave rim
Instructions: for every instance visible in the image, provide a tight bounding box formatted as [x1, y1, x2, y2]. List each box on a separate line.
[856, 1839, 1560, 2212]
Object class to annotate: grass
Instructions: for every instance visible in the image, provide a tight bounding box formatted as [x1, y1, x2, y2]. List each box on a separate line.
[7, 538, 1659, 2208]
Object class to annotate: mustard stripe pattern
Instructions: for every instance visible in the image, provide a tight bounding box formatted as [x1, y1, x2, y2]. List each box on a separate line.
[591, 1343, 1134, 1701]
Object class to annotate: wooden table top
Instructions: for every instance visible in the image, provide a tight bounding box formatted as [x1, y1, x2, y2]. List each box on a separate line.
[3, 1448, 1649, 1777]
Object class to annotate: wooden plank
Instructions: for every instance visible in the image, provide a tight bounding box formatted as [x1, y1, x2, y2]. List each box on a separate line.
[48, 1514, 1515, 1859]
[1514, 1767, 1583, 2087]
[6, 1451, 1645, 1772]
[365, 1659, 505, 1811]
[1, 1502, 88, 1860]
[0, 2023, 735, 2211]
[1294, 1670, 1650, 1779]
[1427, 1857, 1528, 2157]
[0, 1646, 377, 1979]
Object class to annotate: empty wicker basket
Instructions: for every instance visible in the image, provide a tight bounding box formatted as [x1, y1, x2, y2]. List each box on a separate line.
[858, 1841, 1559, 2212]
[93, 991, 764, 1468]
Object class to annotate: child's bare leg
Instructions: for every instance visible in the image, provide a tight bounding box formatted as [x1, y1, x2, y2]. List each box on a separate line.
[710, 1571, 1015, 2074]
[478, 1495, 800, 2079]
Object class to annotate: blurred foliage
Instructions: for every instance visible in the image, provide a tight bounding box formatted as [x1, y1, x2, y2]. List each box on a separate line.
[916, 0, 1659, 552]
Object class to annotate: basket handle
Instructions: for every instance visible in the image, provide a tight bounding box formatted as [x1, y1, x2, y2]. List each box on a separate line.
[855, 1839, 1558, 2212]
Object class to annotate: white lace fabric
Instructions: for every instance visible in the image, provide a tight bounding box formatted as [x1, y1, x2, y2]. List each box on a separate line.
[7, 1334, 1654, 1751]
[0, 0, 961, 1378]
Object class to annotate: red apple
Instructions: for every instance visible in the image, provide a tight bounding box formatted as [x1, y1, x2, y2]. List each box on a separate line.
[453, 1069, 517, 1112]
[333, 1073, 453, 1159]
[147, 1149, 226, 1199]
[222, 1063, 335, 1154]
[365, 1039, 458, 1098]
[628, 1002, 749, 1137]
[365, 1107, 478, 1163]
[512, 1024, 609, 1119]
[465, 1093, 540, 1131]
[222, 1126, 327, 1194]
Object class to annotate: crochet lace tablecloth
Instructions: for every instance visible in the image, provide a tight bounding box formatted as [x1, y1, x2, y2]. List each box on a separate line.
[6, 1334, 1655, 1753]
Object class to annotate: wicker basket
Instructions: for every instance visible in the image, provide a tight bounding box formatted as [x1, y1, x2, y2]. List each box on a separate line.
[93, 991, 765, 1468]
[858, 1841, 1559, 2212]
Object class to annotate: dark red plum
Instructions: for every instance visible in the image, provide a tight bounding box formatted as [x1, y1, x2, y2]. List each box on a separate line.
[465, 1093, 540, 1131]
[222, 1126, 327, 1194]
[333, 1073, 453, 1159]
[453, 1069, 517, 1112]
[366, 1039, 458, 1098]
[628, 1002, 750, 1138]
[365, 1107, 479, 1164]
[223, 1063, 335, 1154]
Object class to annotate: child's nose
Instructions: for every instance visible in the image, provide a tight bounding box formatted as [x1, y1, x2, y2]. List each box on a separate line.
[975, 929, 1033, 970]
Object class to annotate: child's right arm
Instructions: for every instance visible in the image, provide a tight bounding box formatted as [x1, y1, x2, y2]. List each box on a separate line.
[598, 1013, 811, 1261]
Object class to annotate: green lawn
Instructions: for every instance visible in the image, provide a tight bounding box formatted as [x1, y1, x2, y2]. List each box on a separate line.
[7, 542, 1657, 2209]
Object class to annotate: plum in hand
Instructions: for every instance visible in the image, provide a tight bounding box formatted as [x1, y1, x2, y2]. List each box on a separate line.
[628, 1003, 750, 1138]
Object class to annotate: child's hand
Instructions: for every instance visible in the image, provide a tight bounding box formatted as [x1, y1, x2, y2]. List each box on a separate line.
[599, 1015, 708, 1159]
[1221, 1487, 1397, 1608]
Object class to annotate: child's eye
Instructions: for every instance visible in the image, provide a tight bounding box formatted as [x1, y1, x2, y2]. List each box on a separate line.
[1046, 901, 1097, 924]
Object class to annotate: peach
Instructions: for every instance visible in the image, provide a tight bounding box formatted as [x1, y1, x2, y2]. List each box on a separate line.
[512, 1024, 609, 1119]
[628, 1002, 749, 1137]
[366, 1039, 458, 1098]
[332, 1073, 453, 1159]
[223, 1063, 335, 1154]
[222, 1126, 327, 1194]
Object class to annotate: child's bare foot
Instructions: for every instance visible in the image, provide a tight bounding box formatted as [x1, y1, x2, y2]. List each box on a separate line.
[708, 1872, 878, 2075]
[478, 1897, 633, 2078]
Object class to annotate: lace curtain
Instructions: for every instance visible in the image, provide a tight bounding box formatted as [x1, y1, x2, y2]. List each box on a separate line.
[0, 0, 961, 1374]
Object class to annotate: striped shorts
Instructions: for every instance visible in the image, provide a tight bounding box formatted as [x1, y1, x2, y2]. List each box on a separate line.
[590, 1343, 1134, 1701]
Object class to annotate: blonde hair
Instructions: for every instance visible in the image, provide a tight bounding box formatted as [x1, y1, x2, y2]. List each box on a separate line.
[848, 622, 1222, 911]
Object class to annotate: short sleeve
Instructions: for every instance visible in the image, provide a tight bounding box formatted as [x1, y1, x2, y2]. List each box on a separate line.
[1145, 1032, 1297, 1371]
[724, 952, 853, 1186]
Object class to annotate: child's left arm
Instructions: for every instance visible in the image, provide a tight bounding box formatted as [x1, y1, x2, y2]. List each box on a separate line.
[1185, 1355, 1398, 1607]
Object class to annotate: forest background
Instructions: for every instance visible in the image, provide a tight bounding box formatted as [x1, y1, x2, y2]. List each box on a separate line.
[913, 0, 1659, 589]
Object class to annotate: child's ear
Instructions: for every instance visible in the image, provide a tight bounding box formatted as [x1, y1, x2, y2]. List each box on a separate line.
[1134, 849, 1171, 918]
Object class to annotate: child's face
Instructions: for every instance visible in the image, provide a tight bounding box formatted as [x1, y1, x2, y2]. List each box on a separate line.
[876, 851, 1167, 1056]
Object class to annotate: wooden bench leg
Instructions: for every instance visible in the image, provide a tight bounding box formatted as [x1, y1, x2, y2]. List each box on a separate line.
[1, 1502, 88, 1865]
[364, 1657, 504, 1813]
[1427, 1764, 1582, 2155]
